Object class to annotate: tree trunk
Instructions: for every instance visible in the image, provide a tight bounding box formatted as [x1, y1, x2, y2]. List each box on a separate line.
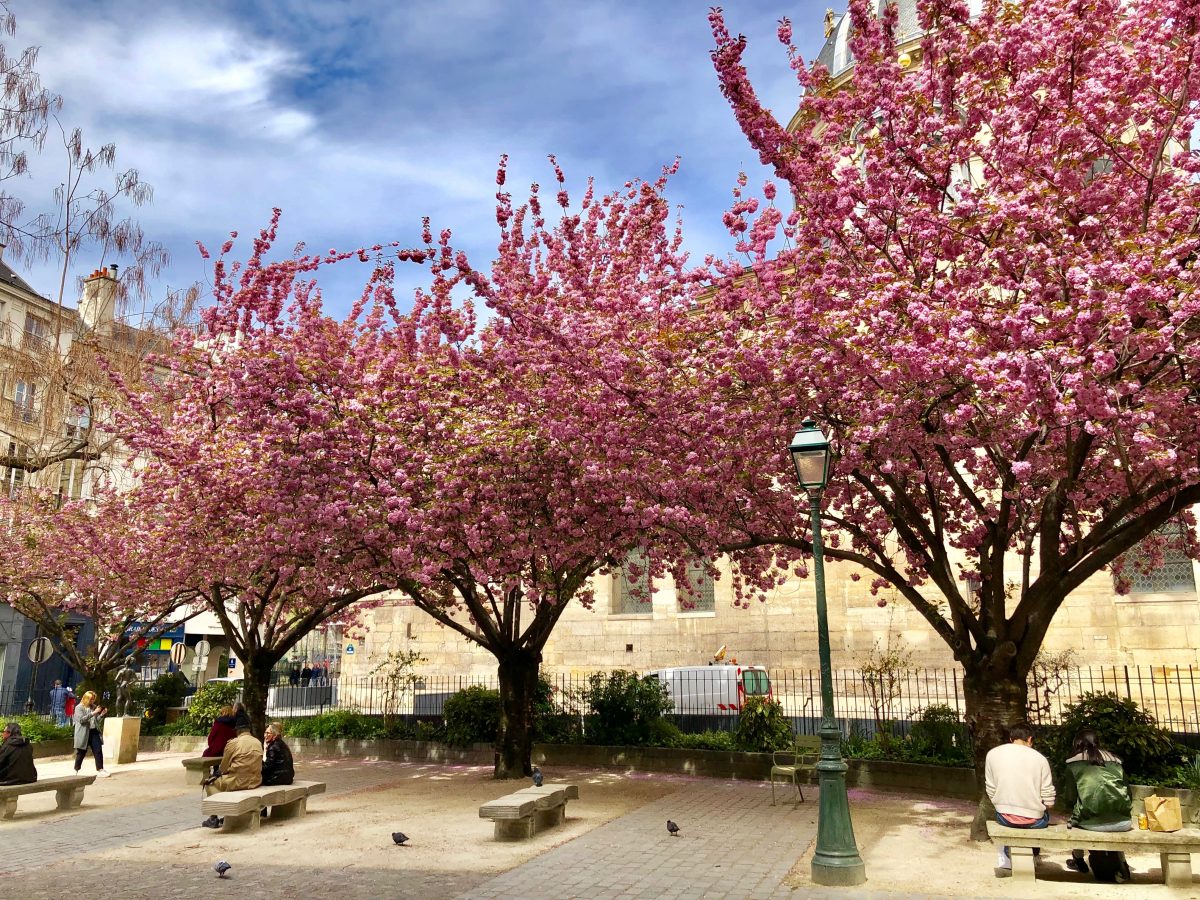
[239, 654, 277, 740]
[963, 661, 1030, 840]
[494, 648, 540, 779]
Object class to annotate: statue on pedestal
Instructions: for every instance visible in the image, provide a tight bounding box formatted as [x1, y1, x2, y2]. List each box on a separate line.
[114, 659, 139, 718]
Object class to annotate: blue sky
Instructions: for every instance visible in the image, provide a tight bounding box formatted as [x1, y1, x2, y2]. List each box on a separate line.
[11, 0, 833, 320]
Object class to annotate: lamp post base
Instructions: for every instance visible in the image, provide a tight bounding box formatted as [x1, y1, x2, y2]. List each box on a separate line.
[812, 859, 868, 887]
[812, 727, 867, 886]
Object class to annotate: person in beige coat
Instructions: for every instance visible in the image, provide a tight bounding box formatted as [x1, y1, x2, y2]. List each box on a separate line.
[201, 710, 262, 828]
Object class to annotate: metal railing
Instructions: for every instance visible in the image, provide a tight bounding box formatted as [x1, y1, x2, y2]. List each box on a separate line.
[9, 664, 1197, 738]
[260, 665, 1200, 738]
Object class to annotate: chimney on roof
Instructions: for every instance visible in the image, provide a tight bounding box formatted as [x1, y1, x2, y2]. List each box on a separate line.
[0, 243, 6, 261]
[79, 265, 117, 336]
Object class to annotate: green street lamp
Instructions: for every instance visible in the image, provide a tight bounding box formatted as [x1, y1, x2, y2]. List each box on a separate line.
[787, 418, 867, 887]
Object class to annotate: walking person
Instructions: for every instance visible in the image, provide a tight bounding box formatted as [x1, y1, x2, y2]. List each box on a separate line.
[985, 721, 1054, 878]
[72, 690, 110, 777]
[1064, 729, 1134, 882]
[49, 680, 68, 726]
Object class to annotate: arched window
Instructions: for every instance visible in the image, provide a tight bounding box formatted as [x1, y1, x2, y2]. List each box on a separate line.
[612, 549, 653, 615]
[677, 560, 716, 613]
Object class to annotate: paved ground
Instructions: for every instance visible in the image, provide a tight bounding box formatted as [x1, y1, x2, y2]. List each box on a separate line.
[4, 752, 1199, 899]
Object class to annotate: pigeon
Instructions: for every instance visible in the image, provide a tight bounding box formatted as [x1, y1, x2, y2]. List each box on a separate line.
[667, 819, 680, 837]
[392, 831, 409, 846]
[532, 766, 544, 787]
[214, 860, 232, 878]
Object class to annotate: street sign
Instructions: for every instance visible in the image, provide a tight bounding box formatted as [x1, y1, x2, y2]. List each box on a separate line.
[228, 657, 237, 670]
[195, 639, 212, 657]
[169, 642, 187, 666]
[345, 643, 355, 655]
[27, 636, 53, 664]
[192, 654, 207, 673]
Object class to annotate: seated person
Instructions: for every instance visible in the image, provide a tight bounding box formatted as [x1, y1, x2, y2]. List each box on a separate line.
[201, 710, 263, 828]
[261, 721, 294, 786]
[0, 722, 37, 785]
[1064, 729, 1134, 882]
[202, 704, 238, 760]
[985, 721, 1055, 878]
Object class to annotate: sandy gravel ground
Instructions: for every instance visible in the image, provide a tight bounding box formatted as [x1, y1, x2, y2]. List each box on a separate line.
[8, 752, 1200, 897]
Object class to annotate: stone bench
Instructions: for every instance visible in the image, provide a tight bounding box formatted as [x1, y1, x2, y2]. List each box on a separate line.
[182, 755, 219, 784]
[0, 774, 97, 820]
[479, 782, 579, 840]
[988, 821, 1200, 886]
[201, 780, 327, 832]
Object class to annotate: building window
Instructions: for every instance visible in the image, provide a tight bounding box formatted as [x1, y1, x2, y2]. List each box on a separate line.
[12, 380, 36, 423]
[65, 403, 90, 440]
[58, 459, 86, 505]
[22, 313, 49, 350]
[2, 441, 26, 497]
[1120, 522, 1197, 594]
[612, 549, 652, 615]
[677, 560, 715, 613]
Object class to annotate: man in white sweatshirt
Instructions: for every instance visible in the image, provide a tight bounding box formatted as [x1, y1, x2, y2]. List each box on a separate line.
[984, 721, 1055, 877]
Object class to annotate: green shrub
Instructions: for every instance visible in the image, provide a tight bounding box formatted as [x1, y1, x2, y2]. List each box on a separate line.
[908, 704, 971, 763]
[162, 717, 207, 736]
[133, 672, 190, 732]
[284, 709, 385, 740]
[671, 729, 738, 751]
[184, 681, 243, 732]
[735, 696, 793, 752]
[1051, 692, 1185, 784]
[581, 670, 672, 746]
[842, 728, 885, 760]
[8, 714, 72, 743]
[533, 677, 584, 744]
[443, 686, 500, 747]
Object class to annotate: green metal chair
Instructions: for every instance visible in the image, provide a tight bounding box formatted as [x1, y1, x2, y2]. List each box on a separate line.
[770, 735, 818, 807]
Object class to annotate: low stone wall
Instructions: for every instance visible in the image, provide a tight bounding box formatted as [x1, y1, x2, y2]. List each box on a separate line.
[32, 739, 74, 759]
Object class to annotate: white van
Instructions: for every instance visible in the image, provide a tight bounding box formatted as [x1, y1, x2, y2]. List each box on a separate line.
[647, 665, 771, 715]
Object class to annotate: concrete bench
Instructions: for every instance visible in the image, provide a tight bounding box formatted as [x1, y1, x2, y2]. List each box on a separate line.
[479, 782, 579, 840]
[201, 780, 327, 832]
[182, 755, 218, 784]
[0, 774, 97, 820]
[988, 821, 1200, 886]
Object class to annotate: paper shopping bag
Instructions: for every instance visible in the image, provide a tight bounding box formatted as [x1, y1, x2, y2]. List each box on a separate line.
[1145, 794, 1183, 832]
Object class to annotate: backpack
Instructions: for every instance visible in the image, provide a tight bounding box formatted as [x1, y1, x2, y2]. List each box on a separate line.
[1088, 850, 1121, 882]
[64, 695, 77, 718]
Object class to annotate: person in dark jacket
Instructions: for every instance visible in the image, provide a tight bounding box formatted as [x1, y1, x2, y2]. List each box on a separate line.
[261, 721, 294, 786]
[0, 722, 37, 785]
[202, 705, 239, 758]
[1064, 729, 1133, 882]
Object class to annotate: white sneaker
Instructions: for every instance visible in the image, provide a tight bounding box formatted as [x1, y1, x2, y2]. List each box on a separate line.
[96, 770, 111, 778]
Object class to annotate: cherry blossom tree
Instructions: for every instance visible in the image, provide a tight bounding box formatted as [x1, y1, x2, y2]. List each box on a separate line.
[363, 160, 718, 777]
[108, 219, 405, 735]
[696, 0, 1200, 805]
[0, 492, 197, 697]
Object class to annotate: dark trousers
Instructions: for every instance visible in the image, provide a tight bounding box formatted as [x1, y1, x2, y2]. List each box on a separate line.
[74, 729, 103, 771]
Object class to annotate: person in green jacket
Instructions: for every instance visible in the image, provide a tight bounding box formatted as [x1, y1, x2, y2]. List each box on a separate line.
[1064, 729, 1133, 882]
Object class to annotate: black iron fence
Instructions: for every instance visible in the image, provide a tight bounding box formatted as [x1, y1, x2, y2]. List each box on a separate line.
[259, 665, 1200, 738]
[8, 664, 1198, 739]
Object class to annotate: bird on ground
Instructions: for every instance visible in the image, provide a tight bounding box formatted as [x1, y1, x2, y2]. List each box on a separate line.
[532, 766, 544, 787]
[392, 831, 410, 845]
[214, 860, 232, 878]
[667, 819, 680, 836]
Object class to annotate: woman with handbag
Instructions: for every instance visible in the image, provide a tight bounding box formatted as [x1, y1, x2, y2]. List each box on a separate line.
[1064, 729, 1133, 882]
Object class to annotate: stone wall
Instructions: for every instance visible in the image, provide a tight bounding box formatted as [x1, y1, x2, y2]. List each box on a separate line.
[343, 552, 1200, 681]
